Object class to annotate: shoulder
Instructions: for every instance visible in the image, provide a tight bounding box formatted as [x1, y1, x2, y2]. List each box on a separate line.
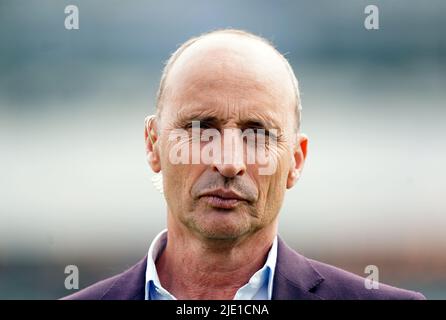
[60, 256, 147, 300]
[275, 237, 426, 300]
[307, 258, 426, 300]
[61, 273, 122, 300]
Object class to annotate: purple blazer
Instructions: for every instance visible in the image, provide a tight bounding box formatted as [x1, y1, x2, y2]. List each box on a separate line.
[62, 237, 425, 300]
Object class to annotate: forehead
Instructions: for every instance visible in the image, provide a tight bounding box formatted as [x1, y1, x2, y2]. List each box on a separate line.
[161, 34, 296, 128]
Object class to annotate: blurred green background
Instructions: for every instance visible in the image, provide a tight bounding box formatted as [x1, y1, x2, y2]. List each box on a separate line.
[0, 0, 445, 299]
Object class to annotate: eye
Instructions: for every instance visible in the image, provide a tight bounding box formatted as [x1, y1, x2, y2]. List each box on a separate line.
[183, 121, 201, 130]
[200, 122, 214, 129]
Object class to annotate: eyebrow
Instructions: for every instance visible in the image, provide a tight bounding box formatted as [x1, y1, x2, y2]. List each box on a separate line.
[175, 114, 220, 128]
[176, 108, 279, 127]
[238, 118, 278, 130]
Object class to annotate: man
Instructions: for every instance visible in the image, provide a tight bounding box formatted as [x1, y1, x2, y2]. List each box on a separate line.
[63, 29, 425, 300]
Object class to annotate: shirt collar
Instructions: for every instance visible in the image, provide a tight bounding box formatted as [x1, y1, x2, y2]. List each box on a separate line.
[144, 229, 172, 300]
[145, 229, 278, 300]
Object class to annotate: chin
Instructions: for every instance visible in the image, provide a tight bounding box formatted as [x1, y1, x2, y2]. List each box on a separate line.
[189, 211, 252, 240]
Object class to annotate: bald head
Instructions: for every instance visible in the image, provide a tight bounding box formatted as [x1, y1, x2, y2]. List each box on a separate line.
[156, 29, 302, 132]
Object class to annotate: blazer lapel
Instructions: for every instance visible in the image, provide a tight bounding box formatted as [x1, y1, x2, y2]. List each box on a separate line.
[272, 236, 325, 300]
[101, 256, 147, 300]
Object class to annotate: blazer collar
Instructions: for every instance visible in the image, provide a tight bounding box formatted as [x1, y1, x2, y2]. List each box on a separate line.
[272, 236, 325, 300]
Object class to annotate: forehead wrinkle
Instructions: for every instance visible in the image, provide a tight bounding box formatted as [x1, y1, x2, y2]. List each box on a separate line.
[176, 104, 220, 122]
[172, 76, 283, 116]
[171, 73, 276, 108]
[173, 86, 275, 115]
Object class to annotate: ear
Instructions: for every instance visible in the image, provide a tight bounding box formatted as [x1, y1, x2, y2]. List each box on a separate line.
[286, 133, 308, 189]
[144, 115, 161, 173]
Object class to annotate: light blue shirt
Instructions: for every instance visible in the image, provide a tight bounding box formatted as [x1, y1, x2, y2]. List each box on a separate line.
[144, 229, 278, 300]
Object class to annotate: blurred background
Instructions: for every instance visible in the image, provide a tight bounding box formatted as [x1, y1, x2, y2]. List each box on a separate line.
[0, 0, 445, 299]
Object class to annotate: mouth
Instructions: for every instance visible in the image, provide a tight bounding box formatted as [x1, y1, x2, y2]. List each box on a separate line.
[198, 188, 248, 210]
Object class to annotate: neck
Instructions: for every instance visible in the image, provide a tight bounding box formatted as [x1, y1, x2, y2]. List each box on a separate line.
[155, 214, 277, 300]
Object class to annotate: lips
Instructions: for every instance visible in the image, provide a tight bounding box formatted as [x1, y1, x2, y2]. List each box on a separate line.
[198, 188, 247, 209]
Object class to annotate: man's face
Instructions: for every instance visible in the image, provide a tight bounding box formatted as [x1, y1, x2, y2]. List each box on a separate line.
[152, 35, 306, 240]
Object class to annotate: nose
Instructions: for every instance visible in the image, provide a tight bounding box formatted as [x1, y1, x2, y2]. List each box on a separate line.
[213, 161, 246, 178]
[211, 130, 247, 178]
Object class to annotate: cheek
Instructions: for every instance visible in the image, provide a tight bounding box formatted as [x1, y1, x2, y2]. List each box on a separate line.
[161, 163, 201, 216]
[160, 148, 205, 203]
[256, 170, 286, 202]
[250, 147, 291, 214]
[251, 142, 291, 186]
[158, 144, 185, 199]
